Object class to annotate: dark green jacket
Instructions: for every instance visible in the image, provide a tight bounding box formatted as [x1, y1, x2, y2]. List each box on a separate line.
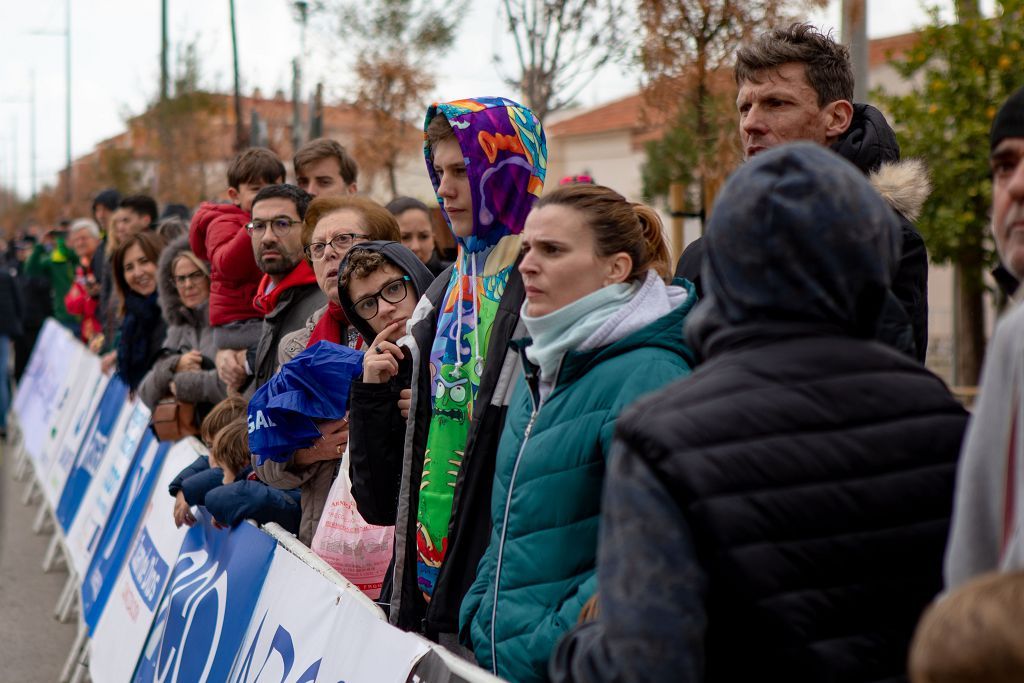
[25, 240, 76, 326]
[461, 282, 697, 682]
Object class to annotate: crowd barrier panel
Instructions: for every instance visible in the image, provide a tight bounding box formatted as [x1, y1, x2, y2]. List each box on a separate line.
[7, 318, 505, 683]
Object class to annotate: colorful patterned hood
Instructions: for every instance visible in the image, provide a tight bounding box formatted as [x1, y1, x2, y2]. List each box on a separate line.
[414, 98, 547, 597]
[423, 97, 547, 253]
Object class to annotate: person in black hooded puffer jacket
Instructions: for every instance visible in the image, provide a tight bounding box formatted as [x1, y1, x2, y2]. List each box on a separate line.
[550, 144, 968, 683]
[137, 235, 227, 414]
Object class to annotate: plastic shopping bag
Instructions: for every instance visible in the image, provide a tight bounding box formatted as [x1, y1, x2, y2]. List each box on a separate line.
[311, 446, 394, 600]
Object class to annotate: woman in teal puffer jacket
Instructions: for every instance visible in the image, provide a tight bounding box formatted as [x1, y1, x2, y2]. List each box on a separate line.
[459, 184, 698, 681]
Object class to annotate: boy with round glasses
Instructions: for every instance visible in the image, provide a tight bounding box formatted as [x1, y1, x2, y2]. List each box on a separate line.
[336, 241, 434, 602]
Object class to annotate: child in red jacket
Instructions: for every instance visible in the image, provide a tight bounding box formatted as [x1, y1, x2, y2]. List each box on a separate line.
[189, 147, 285, 353]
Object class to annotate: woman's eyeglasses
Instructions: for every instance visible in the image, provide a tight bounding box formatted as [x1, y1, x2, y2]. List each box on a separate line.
[352, 276, 412, 320]
[173, 270, 206, 287]
[304, 233, 369, 260]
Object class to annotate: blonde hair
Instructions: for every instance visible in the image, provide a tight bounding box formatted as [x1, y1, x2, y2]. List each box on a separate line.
[909, 571, 1024, 683]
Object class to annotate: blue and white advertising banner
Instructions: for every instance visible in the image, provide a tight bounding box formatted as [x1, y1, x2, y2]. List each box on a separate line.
[65, 399, 153, 575]
[317, 592, 431, 682]
[80, 434, 190, 633]
[227, 548, 348, 682]
[11, 319, 62, 417]
[133, 510, 277, 683]
[90, 449, 194, 683]
[33, 348, 97, 478]
[39, 356, 107, 506]
[17, 322, 80, 465]
[40, 368, 110, 507]
[54, 378, 130, 532]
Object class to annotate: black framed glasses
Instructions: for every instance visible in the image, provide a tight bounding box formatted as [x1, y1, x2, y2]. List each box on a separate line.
[352, 276, 412, 320]
[245, 216, 303, 236]
[173, 270, 206, 287]
[304, 233, 369, 260]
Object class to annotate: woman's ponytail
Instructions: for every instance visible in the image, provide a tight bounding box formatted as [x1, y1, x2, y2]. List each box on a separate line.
[633, 204, 671, 281]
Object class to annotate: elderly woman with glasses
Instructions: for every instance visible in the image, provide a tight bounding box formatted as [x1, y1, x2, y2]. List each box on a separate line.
[257, 195, 401, 546]
[138, 236, 226, 414]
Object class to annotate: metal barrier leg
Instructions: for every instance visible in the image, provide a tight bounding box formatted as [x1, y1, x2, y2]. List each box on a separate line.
[57, 580, 79, 623]
[54, 573, 77, 621]
[33, 499, 53, 534]
[20, 477, 38, 506]
[42, 533, 65, 572]
[11, 444, 30, 481]
[59, 622, 88, 683]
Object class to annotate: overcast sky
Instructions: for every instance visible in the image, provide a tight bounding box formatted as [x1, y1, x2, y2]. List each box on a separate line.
[0, 0, 992, 198]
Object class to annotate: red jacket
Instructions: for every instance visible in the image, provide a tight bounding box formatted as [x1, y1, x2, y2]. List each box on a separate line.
[64, 262, 101, 342]
[189, 202, 263, 327]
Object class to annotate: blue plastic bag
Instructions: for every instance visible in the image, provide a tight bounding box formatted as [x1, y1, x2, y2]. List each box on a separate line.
[248, 341, 365, 465]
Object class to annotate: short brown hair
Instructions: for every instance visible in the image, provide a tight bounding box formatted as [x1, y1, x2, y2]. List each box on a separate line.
[200, 395, 247, 447]
[227, 147, 286, 189]
[425, 114, 456, 157]
[534, 185, 670, 283]
[209, 417, 251, 476]
[909, 571, 1024, 683]
[735, 23, 854, 106]
[301, 196, 401, 261]
[112, 231, 167, 311]
[339, 249, 391, 290]
[293, 138, 358, 185]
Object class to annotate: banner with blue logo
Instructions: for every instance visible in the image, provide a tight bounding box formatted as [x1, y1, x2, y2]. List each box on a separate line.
[133, 509, 277, 683]
[228, 546, 347, 682]
[89, 449, 193, 683]
[54, 377, 130, 532]
[66, 399, 153, 575]
[41, 360, 109, 507]
[80, 435, 196, 633]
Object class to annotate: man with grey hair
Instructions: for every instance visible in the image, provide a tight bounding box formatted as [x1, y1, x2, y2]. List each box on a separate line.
[675, 23, 930, 361]
[64, 218, 103, 342]
[946, 85, 1024, 588]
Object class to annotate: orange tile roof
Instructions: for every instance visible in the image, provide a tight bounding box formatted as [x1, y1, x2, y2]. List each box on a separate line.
[869, 31, 921, 68]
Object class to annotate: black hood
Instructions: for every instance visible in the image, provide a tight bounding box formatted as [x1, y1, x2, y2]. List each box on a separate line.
[831, 103, 900, 175]
[337, 240, 437, 342]
[686, 142, 901, 358]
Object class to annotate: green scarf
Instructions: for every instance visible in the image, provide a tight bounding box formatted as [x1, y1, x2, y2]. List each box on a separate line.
[521, 281, 634, 381]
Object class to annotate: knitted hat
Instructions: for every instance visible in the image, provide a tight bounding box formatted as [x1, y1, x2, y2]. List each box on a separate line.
[992, 85, 1024, 150]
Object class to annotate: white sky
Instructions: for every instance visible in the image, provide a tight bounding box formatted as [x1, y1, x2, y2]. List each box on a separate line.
[0, 0, 990, 198]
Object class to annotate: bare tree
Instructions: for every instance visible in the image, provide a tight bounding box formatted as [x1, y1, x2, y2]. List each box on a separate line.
[639, 0, 825, 223]
[495, 0, 625, 121]
[317, 0, 464, 197]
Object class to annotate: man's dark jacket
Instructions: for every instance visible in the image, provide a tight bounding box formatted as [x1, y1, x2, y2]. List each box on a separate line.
[245, 279, 325, 395]
[552, 144, 967, 683]
[675, 104, 930, 362]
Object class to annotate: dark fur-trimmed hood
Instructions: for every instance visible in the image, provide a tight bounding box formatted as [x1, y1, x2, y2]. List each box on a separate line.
[157, 235, 210, 327]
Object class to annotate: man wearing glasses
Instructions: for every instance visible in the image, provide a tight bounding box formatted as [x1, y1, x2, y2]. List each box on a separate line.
[216, 184, 326, 395]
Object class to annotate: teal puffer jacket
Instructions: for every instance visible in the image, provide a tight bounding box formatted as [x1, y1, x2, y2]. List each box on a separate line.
[460, 283, 697, 682]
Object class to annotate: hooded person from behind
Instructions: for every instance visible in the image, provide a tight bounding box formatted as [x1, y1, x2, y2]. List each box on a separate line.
[550, 143, 966, 683]
[372, 97, 547, 639]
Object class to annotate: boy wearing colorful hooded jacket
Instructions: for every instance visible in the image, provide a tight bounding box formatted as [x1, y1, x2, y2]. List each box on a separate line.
[370, 98, 546, 641]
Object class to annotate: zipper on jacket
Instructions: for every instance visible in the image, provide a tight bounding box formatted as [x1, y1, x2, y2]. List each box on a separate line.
[488, 355, 559, 673]
[490, 405, 537, 674]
